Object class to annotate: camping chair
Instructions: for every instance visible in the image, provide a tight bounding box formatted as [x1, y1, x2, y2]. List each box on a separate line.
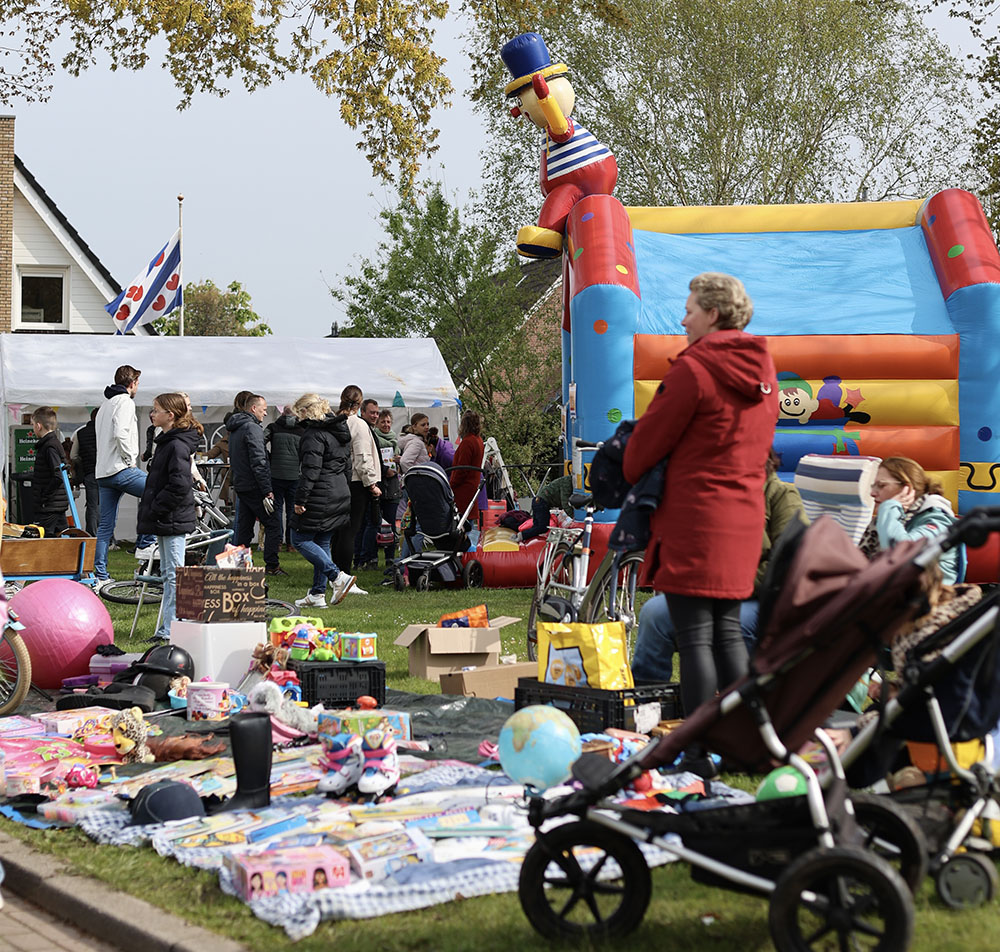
[126, 528, 232, 638]
[793, 453, 881, 544]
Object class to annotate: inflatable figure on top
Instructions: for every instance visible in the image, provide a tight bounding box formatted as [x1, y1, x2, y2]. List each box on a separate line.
[502, 32, 617, 258]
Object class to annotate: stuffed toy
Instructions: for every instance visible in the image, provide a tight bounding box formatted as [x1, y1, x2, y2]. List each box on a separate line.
[147, 734, 227, 762]
[110, 707, 155, 764]
[247, 680, 321, 735]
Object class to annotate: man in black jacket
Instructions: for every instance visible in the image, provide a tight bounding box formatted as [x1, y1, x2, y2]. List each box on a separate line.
[70, 408, 99, 535]
[31, 407, 69, 538]
[227, 393, 285, 575]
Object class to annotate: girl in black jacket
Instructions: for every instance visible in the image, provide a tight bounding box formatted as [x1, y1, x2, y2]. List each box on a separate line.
[290, 393, 356, 608]
[138, 393, 203, 642]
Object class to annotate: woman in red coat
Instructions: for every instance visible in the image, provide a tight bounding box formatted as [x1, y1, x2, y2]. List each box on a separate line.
[450, 411, 485, 527]
[623, 273, 778, 777]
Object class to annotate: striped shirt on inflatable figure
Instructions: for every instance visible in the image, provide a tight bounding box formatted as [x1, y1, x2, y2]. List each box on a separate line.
[544, 122, 612, 180]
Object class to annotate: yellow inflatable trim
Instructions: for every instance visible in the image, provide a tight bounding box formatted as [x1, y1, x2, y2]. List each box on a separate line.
[626, 200, 924, 235]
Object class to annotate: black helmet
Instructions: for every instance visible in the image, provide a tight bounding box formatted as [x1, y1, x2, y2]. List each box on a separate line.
[135, 644, 195, 680]
[129, 780, 205, 826]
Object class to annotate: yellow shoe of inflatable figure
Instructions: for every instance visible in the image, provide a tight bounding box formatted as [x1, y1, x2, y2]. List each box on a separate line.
[481, 526, 520, 552]
[517, 225, 563, 259]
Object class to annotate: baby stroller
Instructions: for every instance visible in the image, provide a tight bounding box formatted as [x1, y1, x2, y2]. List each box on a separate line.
[392, 463, 483, 591]
[516, 512, 986, 950]
[836, 557, 1000, 908]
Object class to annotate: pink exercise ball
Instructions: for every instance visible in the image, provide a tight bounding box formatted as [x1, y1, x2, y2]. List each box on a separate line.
[8, 579, 114, 689]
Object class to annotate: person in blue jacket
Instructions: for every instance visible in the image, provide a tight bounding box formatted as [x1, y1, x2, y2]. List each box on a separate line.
[861, 456, 960, 583]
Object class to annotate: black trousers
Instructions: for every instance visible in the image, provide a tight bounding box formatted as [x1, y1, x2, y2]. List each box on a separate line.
[235, 491, 281, 570]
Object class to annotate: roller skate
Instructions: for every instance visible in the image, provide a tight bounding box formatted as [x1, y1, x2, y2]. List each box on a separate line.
[316, 732, 364, 796]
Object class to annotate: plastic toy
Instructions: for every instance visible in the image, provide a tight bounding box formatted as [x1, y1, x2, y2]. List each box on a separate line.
[64, 763, 100, 788]
[8, 578, 114, 688]
[110, 707, 154, 764]
[502, 32, 616, 259]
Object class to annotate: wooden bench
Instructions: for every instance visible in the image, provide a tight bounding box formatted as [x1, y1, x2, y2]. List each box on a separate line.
[0, 535, 98, 585]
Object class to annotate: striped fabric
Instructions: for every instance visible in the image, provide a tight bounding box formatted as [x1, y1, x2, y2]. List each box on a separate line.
[546, 123, 611, 180]
[793, 455, 882, 544]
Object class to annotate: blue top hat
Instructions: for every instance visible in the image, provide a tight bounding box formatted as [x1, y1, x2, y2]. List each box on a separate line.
[501, 32, 568, 97]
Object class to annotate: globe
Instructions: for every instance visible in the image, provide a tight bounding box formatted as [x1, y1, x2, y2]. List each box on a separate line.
[756, 765, 808, 801]
[498, 705, 582, 790]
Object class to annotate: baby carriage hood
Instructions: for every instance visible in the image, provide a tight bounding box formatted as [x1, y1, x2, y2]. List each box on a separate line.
[403, 462, 468, 550]
[639, 517, 930, 773]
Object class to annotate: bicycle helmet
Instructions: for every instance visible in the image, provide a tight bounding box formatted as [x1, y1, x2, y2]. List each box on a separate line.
[135, 644, 195, 680]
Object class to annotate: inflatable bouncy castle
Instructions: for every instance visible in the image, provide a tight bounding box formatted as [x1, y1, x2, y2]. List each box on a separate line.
[560, 191, 1000, 582]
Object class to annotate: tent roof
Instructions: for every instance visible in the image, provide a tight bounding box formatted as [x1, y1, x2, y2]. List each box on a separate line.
[0, 334, 459, 410]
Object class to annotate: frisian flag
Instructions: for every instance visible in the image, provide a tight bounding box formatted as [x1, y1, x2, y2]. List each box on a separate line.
[106, 229, 182, 334]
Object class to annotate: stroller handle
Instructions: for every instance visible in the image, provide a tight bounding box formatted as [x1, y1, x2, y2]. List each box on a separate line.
[942, 506, 1000, 551]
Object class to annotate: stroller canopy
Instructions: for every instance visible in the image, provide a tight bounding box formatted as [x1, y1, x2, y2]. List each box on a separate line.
[404, 463, 461, 539]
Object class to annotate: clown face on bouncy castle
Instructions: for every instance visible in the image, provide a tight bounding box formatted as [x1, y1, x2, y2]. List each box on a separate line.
[501, 32, 618, 259]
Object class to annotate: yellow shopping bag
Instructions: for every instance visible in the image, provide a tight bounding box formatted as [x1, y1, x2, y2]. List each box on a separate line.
[537, 621, 634, 691]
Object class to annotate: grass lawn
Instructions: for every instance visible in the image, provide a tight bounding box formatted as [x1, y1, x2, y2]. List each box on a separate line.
[4, 548, 998, 949]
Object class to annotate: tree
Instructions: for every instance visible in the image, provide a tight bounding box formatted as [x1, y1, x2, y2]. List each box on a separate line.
[470, 0, 974, 236]
[153, 279, 272, 336]
[333, 183, 561, 464]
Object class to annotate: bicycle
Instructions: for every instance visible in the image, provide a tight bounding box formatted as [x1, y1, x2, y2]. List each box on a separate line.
[526, 487, 644, 663]
[0, 608, 30, 716]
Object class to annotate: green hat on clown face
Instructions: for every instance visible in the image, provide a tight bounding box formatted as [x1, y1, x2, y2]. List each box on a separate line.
[777, 372, 812, 397]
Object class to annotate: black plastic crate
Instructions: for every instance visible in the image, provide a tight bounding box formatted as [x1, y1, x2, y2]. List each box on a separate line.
[514, 678, 682, 733]
[288, 659, 386, 707]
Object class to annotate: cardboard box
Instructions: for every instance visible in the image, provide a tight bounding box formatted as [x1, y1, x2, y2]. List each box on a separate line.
[346, 827, 432, 882]
[226, 845, 351, 899]
[439, 662, 537, 699]
[318, 708, 412, 742]
[394, 616, 520, 680]
[176, 566, 267, 623]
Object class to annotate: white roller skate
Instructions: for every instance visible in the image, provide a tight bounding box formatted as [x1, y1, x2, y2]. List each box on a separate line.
[357, 727, 400, 797]
[316, 732, 364, 796]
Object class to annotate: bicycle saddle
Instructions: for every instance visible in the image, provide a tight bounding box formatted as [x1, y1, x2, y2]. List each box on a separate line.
[569, 491, 594, 510]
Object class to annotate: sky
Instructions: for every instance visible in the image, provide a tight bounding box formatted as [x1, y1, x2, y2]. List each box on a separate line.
[11, 21, 483, 339]
[9, 8, 979, 339]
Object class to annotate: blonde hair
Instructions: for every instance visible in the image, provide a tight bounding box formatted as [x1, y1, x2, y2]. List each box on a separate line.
[880, 457, 944, 497]
[689, 272, 753, 330]
[292, 393, 331, 421]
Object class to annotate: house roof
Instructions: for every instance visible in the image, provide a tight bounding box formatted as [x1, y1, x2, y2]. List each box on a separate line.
[14, 154, 121, 295]
[513, 257, 561, 309]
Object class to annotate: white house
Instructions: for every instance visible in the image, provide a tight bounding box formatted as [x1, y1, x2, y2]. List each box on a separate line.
[0, 115, 150, 335]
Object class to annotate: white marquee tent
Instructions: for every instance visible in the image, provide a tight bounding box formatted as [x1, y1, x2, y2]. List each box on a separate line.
[0, 334, 460, 515]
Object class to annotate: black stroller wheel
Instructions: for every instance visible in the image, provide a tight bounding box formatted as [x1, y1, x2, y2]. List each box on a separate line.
[850, 792, 929, 893]
[768, 846, 913, 952]
[518, 820, 651, 941]
[414, 572, 430, 592]
[935, 852, 998, 908]
[462, 559, 484, 589]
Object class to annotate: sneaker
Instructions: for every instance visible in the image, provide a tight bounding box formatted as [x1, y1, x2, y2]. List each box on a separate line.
[317, 732, 364, 796]
[134, 544, 158, 561]
[357, 727, 400, 796]
[265, 566, 289, 577]
[360, 561, 380, 571]
[345, 583, 368, 596]
[328, 573, 356, 604]
[295, 591, 328, 609]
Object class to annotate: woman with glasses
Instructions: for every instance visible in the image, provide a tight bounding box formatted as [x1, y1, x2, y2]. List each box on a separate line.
[861, 456, 960, 583]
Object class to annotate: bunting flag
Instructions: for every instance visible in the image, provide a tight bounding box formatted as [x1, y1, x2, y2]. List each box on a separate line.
[106, 229, 182, 334]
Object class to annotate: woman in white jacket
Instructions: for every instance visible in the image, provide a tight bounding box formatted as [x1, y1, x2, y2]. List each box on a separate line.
[335, 385, 381, 593]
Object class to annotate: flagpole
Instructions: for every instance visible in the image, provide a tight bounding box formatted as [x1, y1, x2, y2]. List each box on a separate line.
[177, 193, 184, 337]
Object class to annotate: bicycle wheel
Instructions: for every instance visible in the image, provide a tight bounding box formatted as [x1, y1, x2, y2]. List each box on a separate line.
[265, 598, 297, 623]
[0, 627, 32, 716]
[100, 579, 163, 605]
[579, 551, 644, 657]
[527, 543, 575, 662]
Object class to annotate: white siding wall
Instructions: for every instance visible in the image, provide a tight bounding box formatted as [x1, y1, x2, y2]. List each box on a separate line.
[12, 190, 118, 333]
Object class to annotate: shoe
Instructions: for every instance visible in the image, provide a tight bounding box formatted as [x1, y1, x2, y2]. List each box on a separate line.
[328, 573, 356, 605]
[345, 583, 368, 596]
[357, 727, 400, 796]
[317, 732, 364, 796]
[265, 566, 289, 577]
[134, 544, 158, 561]
[295, 591, 327, 609]
[209, 712, 273, 813]
[360, 561, 379, 572]
[668, 752, 719, 781]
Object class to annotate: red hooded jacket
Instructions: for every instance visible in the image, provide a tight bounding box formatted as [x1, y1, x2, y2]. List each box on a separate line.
[622, 329, 779, 598]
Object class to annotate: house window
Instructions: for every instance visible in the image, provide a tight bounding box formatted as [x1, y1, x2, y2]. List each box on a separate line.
[17, 269, 68, 328]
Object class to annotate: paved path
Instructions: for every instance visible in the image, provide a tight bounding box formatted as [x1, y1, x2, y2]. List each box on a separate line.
[1, 892, 121, 952]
